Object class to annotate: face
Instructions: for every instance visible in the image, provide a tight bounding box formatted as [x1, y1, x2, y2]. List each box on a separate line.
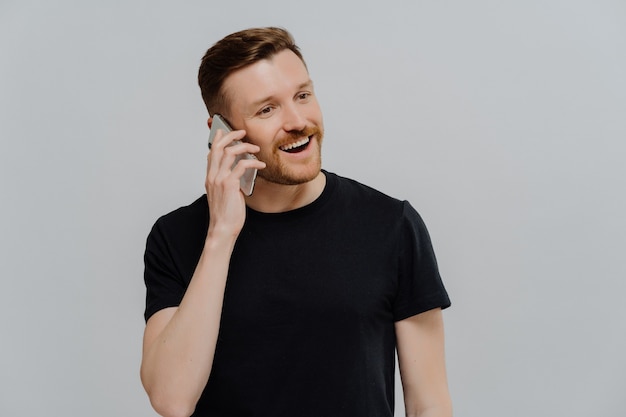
[221, 49, 324, 186]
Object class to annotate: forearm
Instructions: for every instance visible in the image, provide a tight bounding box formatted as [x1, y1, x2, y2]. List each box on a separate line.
[406, 403, 452, 417]
[404, 388, 453, 417]
[141, 232, 236, 416]
[397, 309, 452, 417]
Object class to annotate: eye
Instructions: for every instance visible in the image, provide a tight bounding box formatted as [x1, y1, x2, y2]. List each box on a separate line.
[296, 92, 311, 101]
[257, 106, 274, 116]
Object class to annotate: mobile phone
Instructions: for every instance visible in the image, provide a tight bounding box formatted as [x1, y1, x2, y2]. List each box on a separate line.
[208, 114, 258, 196]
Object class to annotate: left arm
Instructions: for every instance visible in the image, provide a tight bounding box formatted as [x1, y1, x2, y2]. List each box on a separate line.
[395, 308, 452, 417]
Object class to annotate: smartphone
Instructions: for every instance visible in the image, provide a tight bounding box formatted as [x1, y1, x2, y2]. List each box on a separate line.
[208, 114, 258, 196]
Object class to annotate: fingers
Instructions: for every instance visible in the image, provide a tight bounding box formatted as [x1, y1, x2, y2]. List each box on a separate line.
[207, 129, 244, 185]
[207, 128, 245, 175]
[205, 129, 265, 193]
[204, 129, 265, 236]
[210, 127, 246, 152]
[229, 153, 266, 179]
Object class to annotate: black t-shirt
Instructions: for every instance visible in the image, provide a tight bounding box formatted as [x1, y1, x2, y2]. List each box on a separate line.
[144, 171, 450, 416]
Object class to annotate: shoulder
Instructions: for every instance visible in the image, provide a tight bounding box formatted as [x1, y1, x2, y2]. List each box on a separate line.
[155, 195, 207, 225]
[326, 172, 431, 237]
[148, 195, 208, 243]
[326, 171, 405, 214]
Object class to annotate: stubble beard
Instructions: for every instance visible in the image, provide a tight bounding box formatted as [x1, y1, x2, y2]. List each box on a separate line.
[257, 126, 324, 186]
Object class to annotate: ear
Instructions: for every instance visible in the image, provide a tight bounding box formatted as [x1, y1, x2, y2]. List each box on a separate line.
[207, 116, 213, 129]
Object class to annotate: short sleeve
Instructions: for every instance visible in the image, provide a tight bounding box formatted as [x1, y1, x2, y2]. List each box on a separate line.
[143, 218, 186, 322]
[393, 201, 451, 321]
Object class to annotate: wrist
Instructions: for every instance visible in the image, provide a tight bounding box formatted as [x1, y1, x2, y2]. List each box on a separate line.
[205, 225, 239, 249]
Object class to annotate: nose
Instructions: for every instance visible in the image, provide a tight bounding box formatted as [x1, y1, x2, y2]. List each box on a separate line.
[281, 103, 307, 132]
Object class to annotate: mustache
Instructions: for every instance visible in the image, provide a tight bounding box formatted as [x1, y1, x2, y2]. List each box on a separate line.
[281, 126, 323, 143]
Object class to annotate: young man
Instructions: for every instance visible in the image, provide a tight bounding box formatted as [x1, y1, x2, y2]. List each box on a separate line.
[141, 27, 452, 417]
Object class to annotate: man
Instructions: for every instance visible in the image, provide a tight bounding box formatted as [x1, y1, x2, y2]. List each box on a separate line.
[141, 27, 452, 417]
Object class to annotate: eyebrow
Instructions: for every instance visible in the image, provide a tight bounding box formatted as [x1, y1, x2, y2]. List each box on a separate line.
[249, 80, 314, 109]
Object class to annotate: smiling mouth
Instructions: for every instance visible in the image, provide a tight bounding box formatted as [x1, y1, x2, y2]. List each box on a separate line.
[279, 136, 311, 153]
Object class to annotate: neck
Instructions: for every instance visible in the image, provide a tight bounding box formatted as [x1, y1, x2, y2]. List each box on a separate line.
[244, 171, 326, 213]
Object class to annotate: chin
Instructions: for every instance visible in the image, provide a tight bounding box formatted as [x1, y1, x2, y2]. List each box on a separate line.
[258, 157, 322, 186]
[258, 139, 323, 185]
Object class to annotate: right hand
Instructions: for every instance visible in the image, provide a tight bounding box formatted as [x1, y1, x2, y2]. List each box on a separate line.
[205, 128, 266, 239]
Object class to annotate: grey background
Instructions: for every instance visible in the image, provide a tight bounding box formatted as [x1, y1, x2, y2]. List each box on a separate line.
[1, 1, 625, 416]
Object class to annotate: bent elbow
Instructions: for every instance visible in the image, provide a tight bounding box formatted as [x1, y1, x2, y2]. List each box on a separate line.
[140, 359, 200, 417]
[148, 392, 196, 417]
[142, 378, 196, 417]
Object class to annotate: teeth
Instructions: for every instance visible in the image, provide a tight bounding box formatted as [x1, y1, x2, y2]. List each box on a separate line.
[280, 137, 310, 151]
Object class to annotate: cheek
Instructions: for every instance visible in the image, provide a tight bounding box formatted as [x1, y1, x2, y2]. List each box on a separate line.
[245, 126, 273, 147]
[251, 129, 281, 159]
[308, 102, 323, 123]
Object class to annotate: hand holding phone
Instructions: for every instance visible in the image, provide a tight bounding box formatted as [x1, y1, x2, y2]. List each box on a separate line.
[208, 114, 258, 196]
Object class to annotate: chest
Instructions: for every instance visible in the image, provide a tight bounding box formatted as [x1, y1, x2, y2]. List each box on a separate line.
[220, 214, 399, 337]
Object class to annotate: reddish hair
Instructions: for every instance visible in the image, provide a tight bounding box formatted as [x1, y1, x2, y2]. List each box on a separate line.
[198, 27, 306, 116]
